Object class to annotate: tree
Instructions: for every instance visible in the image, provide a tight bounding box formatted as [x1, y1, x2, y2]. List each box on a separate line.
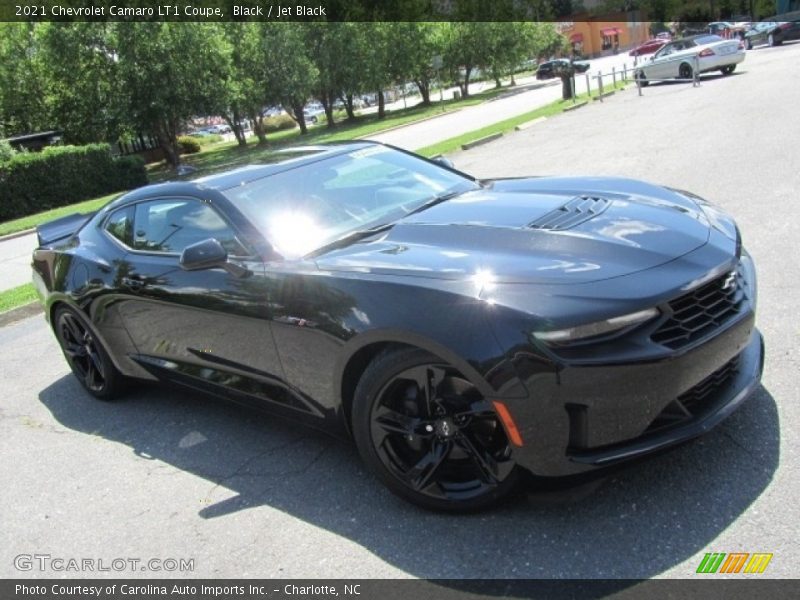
[0, 23, 49, 137]
[266, 23, 318, 135]
[37, 22, 122, 144]
[388, 22, 445, 106]
[115, 23, 231, 167]
[442, 23, 488, 99]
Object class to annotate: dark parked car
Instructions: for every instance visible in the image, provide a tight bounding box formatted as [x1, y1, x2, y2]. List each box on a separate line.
[536, 59, 590, 80]
[744, 20, 800, 48]
[32, 142, 763, 511]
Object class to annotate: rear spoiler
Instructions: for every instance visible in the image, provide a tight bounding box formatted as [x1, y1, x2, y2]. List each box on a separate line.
[36, 212, 95, 247]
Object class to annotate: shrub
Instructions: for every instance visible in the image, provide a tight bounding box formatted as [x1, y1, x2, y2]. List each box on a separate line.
[0, 139, 18, 163]
[177, 136, 202, 154]
[263, 114, 297, 133]
[195, 133, 223, 146]
[0, 143, 148, 222]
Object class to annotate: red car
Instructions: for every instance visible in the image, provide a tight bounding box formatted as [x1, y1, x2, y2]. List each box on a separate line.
[629, 38, 668, 57]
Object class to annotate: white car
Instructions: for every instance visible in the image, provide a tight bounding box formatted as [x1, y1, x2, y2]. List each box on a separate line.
[634, 34, 745, 85]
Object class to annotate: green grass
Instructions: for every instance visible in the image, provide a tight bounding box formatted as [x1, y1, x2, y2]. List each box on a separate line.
[0, 192, 121, 237]
[0, 283, 38, 313]
[418, 81, 629, 158]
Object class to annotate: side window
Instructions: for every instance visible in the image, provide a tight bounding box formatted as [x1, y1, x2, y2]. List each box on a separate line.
[132, 198, 249, 256]
[104, 206, 134, 246]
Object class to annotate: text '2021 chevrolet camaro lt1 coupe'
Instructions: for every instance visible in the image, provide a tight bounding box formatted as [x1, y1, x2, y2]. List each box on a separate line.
[32, 142, 763, 511]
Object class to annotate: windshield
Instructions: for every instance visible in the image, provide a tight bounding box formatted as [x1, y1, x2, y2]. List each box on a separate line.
[222, 146, 478, 258]
[695, 34, 724, 44]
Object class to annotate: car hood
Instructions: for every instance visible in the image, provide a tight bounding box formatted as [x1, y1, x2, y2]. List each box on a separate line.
[315, 176, 714, 284]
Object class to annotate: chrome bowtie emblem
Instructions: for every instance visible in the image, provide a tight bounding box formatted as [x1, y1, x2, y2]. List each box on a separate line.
[722, 271, 736, 291]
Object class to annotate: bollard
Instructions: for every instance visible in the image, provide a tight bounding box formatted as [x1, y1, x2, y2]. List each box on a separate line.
[636, 69, 642, 96]
[597, 71, 604, 102]
[571, 75, 576, 103]
[612, 66, 616, 87]
[693, 55, 700, 87]
[623, 63, 627, 81]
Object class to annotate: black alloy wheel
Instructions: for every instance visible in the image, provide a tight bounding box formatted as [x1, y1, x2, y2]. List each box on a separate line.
[353, 348, 520, 511]
[679, 63, 694, 80]
[54, 306, 125, 400]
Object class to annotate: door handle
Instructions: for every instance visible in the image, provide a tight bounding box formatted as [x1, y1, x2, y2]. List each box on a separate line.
[121, 276, 145, 290]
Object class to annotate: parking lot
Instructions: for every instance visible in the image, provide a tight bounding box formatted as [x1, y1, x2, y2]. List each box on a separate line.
[2, 42, 798, 581]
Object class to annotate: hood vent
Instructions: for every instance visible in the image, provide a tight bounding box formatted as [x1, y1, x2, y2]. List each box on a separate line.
[528, 196, 611, 231]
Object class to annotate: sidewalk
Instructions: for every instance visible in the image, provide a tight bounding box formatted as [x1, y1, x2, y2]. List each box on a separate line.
[0, 232, 37, 293]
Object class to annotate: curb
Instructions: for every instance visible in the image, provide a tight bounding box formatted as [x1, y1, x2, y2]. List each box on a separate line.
[592, 91, 617, 101]
[515, 116, 547, 131]
[461, 132, 503, 151]
[563, 101, 589, 112]
[0, 302, 42, 328]
[0, 228, 36, 242]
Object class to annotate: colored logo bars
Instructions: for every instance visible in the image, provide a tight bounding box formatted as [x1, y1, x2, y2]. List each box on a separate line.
[696, 552, 773, 574]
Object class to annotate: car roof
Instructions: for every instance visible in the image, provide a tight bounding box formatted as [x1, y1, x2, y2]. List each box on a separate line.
[104, 141, 380, 209]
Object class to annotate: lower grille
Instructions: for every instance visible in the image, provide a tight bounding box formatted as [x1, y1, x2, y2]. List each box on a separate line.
[651, 265, 746, 350]
[645, 353, 741, 434]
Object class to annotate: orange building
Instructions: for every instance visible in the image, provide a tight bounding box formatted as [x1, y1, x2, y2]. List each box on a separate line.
[557, 14, 651, 58]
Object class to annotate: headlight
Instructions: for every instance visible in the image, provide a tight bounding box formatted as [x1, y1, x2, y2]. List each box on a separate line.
[533, 308, 659, 344]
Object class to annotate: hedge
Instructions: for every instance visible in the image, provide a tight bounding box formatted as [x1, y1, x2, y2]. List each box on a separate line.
[0, 143, 148, 222]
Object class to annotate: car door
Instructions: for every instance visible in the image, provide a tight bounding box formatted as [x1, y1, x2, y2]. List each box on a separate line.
[646, 43, 677, 78]
[108, 196, 290, 409]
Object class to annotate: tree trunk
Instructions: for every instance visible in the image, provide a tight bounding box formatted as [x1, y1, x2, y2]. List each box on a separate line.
[344, 93, 356, 121]
[227, 112, 247, 147]
[250, 110, 268, 145]
[415, 78, 431, 105]
[156, 118, 180, 167]
[290, 101, 308, 135]
[320, 92, 335, 129]
[460, 66, 473, 98]
[377, 90, 385, 119]
[492, 66, 502, 88]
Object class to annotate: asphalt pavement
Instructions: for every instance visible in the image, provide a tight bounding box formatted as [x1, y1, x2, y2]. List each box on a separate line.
[1, 44, 798, 580]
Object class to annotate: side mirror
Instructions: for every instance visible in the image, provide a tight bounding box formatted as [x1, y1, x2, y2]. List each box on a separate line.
[180, 238, 249, 277]
[432, 155, 454, 169]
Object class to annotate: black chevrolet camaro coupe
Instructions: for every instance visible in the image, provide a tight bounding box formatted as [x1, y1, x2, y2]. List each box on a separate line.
[32, 142, 763, 511]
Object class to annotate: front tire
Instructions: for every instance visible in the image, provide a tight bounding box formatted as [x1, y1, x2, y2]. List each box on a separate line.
[635, 70, 649, 87]
[352, 348, 520, 511]
[746, 38, 753, 50]
[54, 306, 126, 400]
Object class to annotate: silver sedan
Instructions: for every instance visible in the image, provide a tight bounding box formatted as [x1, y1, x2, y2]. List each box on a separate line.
[634, 34, 745, 85]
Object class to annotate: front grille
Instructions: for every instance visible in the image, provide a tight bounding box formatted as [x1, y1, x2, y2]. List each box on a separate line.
[528, 196, 611, 230]
[645, 353, 741, 434]
[651, 265, 746, 350]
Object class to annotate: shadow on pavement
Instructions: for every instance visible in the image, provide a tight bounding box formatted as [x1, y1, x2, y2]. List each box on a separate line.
[39, 376, 779, 584]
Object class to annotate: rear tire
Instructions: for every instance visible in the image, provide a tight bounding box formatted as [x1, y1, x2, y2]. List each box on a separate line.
[679, 63, 693, 81]
[54, 306, 127, 401]
[352, 348, 521, 511]
[768, 33, 776, 47]
[721, 65, 736, 75]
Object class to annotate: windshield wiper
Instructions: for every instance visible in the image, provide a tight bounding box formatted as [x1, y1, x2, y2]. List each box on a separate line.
[404, 189, 464, 217]
[306, 222, 395, 258]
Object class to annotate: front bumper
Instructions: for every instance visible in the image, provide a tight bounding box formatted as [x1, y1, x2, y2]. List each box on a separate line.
[505, 317, 763, 478]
